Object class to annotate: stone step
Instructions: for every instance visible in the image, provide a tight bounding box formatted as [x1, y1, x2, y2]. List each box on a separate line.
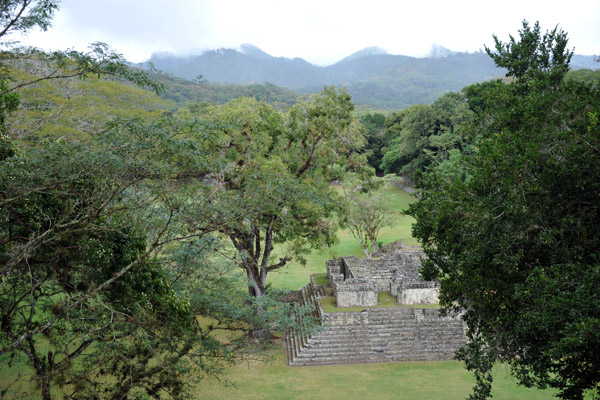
[293, 349, 460, 360]
[303, 338, 466, 348]
[287, 283, 466, 367]
[294, 346, 461, 357]
[300, 340, 466, 351]
[290, 352, 459, 366]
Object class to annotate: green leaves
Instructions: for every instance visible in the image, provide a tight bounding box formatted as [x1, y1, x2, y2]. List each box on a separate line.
[380, 91, 473, 176]
[0, 1, 59, 39]
[409, 22, 600, 400]
[485, 20, 573, 88]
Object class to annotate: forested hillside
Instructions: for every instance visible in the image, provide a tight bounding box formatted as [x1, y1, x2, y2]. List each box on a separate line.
[147, 69, 300, 109]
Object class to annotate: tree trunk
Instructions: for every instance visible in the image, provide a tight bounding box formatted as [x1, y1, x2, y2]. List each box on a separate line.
[41, 376, 52, 400]
[246, 266, 266, 297]
[361, 244, 370, 259]
[245, 265, 275, 339]
[370, 239, 379, 257]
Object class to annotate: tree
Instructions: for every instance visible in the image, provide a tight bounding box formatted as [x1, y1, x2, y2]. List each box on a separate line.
[0, 3, 299, 397]
[380, 92, 473, 177]
[408, 22, 600, 400]
[358, 112, 387, 174]
[485, 20, 572, 88]
[177, 87, 365, 299]
[0, 1, 58, 40]
[1, 122, 306, 399]
[345, 189, 394, 259]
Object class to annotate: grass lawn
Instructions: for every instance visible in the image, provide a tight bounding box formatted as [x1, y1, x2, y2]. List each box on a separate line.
[191, 348, 558, 400]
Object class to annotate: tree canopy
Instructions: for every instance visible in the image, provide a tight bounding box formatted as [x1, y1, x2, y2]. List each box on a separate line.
[0, 3, 311, 398]
[408, 21, 600, 400]
[380, 91, 473, 177]
[172, 87, 366, 299]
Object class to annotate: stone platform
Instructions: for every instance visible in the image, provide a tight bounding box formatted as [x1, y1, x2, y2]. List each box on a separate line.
[285, 279, 467, 367]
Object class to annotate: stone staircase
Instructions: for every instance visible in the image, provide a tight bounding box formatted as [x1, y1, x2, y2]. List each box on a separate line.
[285, 281, 466, 366]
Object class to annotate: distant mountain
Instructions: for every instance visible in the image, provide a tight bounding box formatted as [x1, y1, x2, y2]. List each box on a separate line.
[570, 54, 600, 70]
[143, 45, 598, 109]
[238, 43, 272, 59]
[339, 46, 388, 63]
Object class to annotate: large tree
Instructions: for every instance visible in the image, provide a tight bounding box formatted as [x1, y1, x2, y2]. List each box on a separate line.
[0, 3, 300, 398]
[408, 21, 600, 399]
[1, 117, 310, 399]
[176, 87, 365, 298]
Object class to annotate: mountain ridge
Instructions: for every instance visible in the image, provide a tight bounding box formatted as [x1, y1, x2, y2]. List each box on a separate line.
[143, 44, 599, 109]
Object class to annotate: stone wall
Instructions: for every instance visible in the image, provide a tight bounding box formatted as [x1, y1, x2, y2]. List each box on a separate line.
[334, 278, 378, 307]
[400, 287, 440, 304]
[322, 310, 370, 326]
[393, 280, 440, 305]
[326, 259, 344, 296]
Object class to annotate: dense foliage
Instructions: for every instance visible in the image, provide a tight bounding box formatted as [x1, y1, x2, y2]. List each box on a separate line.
[358, 112, 386, 174]
[148, 69, 300, 109]
[380, 91, 473, 177]
[170, 87, 367, 299]
[408, 21, 600, 399]
[0, 2, 314, 398]
[1, 125, 308, 399]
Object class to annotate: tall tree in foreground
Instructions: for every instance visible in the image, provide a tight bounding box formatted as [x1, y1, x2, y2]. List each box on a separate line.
[0, 2, 298, 398]
[181, 87, 366, 299]
[1, 121, 305, 399]
[408, 21, 600, 400]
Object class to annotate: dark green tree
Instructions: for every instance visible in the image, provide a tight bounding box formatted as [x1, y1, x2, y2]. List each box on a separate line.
[408, 22, 600, 400]
[485, 20, 573, 88]
[358, 112, 387, 174]
[380, 92, 472, 177]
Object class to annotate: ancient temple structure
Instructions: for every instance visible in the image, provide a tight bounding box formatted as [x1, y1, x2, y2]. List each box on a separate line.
[286, 242, 467, 366]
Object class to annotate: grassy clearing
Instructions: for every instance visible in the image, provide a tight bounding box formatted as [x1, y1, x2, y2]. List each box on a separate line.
[268, 185, 418, 290]
[190, 349, 558, 400]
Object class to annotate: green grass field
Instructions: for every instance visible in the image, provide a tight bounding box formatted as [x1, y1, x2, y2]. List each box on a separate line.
[191, 351, 558, 400]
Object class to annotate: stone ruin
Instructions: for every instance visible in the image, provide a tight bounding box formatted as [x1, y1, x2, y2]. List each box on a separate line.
[327, 242, 439, 308]
[285, 242, 467, 366]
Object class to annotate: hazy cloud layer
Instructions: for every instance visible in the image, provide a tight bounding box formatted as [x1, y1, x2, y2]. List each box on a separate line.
[13, 0, 600, 65]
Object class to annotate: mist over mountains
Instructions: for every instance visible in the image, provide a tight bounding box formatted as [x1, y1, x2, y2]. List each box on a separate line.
[144, 45, 599, 109]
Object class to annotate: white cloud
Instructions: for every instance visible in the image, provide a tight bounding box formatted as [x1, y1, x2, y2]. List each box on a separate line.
[10, 0, 600, 65]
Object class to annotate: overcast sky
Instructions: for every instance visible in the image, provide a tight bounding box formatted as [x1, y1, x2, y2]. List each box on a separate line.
[10, 0, 600, 66]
